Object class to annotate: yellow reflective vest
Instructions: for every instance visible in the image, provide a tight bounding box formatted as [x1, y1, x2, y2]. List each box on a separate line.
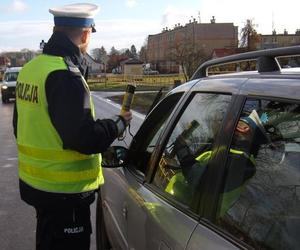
[16, 54, 104, 193]
[165, 149, 256, 213]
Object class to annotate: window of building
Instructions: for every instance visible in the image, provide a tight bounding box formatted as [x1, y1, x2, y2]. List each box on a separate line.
[216, 99, 300, 249]
[152, 93, 231, 208]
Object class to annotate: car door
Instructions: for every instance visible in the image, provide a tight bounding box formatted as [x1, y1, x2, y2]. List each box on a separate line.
[186, 96, 300, 250]
[124, 92, 235, 249]
[100, 91, 185, 249]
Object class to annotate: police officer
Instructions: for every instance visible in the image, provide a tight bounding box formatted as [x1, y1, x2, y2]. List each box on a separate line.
[13, 3, 132, 250]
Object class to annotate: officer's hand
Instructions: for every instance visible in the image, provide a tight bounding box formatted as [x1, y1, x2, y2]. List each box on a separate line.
[120, 111, 132, 126]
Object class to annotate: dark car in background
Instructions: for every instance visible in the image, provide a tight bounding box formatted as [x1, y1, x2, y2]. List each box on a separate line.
[97, 46, 300, 250]
[1, 67, 21, 103]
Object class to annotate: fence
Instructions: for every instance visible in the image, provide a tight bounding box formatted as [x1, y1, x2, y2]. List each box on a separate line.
[88, 73, 186, 87]
[87, 71, 245, 91]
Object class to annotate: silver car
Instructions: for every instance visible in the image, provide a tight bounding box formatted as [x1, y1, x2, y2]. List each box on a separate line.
[97, 46, 300, 250]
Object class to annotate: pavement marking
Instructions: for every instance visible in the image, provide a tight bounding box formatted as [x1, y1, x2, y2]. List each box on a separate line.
[91, 94, 145, 120]
[1, 164, 13, 168]
[7, 157, 17, 161]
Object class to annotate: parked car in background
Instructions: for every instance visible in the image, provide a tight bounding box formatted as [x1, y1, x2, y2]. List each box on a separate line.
[143, 68, 159, 75]
[97, 46, 300, 250]
[1, 67, 21, 103]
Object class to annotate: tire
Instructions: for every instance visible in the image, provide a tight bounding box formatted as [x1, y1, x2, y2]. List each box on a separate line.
[96, 193, 111, 250]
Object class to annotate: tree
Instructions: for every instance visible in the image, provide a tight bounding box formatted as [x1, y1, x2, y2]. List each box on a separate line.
[167, 34, 208, 81]
[91, 46, 109, 73]
[91, 48, 101, 61]
[138, 38, 148, 62]
[107, 46, 119, 72]
[99, 47, 108, 64]
[240, 19, 260, 51]
[139, 45, 148, 63]
[130, 45, 137, 58]
[91, 46, 108, 62]
[109, 46, 119, 56]
[123, 49, 132, 58]
[107, 46, 128, 73]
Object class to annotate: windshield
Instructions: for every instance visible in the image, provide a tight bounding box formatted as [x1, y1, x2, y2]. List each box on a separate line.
[4, 72, 19, 82]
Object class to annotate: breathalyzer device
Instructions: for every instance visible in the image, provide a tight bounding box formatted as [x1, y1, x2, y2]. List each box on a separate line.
[120, 84, 136, 115]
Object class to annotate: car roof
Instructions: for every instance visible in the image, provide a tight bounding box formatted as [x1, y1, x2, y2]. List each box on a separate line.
[171, 46, 300, 101]
[192, 46, 300, 79]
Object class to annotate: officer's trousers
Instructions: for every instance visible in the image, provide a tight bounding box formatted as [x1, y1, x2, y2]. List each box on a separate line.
[35, 205, 92, 250]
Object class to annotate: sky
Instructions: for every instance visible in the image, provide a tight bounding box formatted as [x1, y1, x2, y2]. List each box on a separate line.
[0, 0, 300, 53]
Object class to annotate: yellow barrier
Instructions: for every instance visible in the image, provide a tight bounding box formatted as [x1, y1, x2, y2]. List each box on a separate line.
[89, 74, 186, 86]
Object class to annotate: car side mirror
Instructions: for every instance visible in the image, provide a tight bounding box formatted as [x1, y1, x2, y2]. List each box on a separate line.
[102, 146, 128, 168]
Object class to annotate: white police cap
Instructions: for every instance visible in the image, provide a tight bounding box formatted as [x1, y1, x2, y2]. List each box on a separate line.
[49, 3, 99, 32]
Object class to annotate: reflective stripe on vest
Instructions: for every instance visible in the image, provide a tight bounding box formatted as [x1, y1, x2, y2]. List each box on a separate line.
[16, 54, 103, 193]
[165, 148, 256, 208]
[19, 161, 100, 183]
[18, 144, 91, 161]
[195, 149, 256, 166]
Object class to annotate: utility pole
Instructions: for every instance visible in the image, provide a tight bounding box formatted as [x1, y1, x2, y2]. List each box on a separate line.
[191, 16, 195, 49]
[272, 11, 275, 32]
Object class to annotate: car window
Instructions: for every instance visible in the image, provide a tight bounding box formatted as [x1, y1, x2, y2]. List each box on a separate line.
[5, 72, 19, 82]
[129, 92, 183, 174]
[216, 99, 300, 249]
[152, 93, 232, 208]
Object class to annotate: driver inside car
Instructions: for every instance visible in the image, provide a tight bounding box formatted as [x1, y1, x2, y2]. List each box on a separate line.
[165, 110, 270, 209]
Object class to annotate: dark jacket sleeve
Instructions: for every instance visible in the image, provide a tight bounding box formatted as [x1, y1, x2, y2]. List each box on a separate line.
[13, 102, 18, 139]
[45, 70, 119, 154]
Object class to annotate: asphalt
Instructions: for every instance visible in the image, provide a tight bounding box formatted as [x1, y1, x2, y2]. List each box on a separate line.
[0, 100, 36, 249]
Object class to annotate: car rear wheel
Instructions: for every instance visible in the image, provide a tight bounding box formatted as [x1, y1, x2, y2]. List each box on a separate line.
[96, 193, 111, 250]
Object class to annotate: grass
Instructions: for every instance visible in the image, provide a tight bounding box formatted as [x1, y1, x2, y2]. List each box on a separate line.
[88, 82, 173, 92]
[107, 91, 167, 115]
[87, 74, 185, 91]
[89, 82, 127, 91]
[87, 79, 174, 114]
